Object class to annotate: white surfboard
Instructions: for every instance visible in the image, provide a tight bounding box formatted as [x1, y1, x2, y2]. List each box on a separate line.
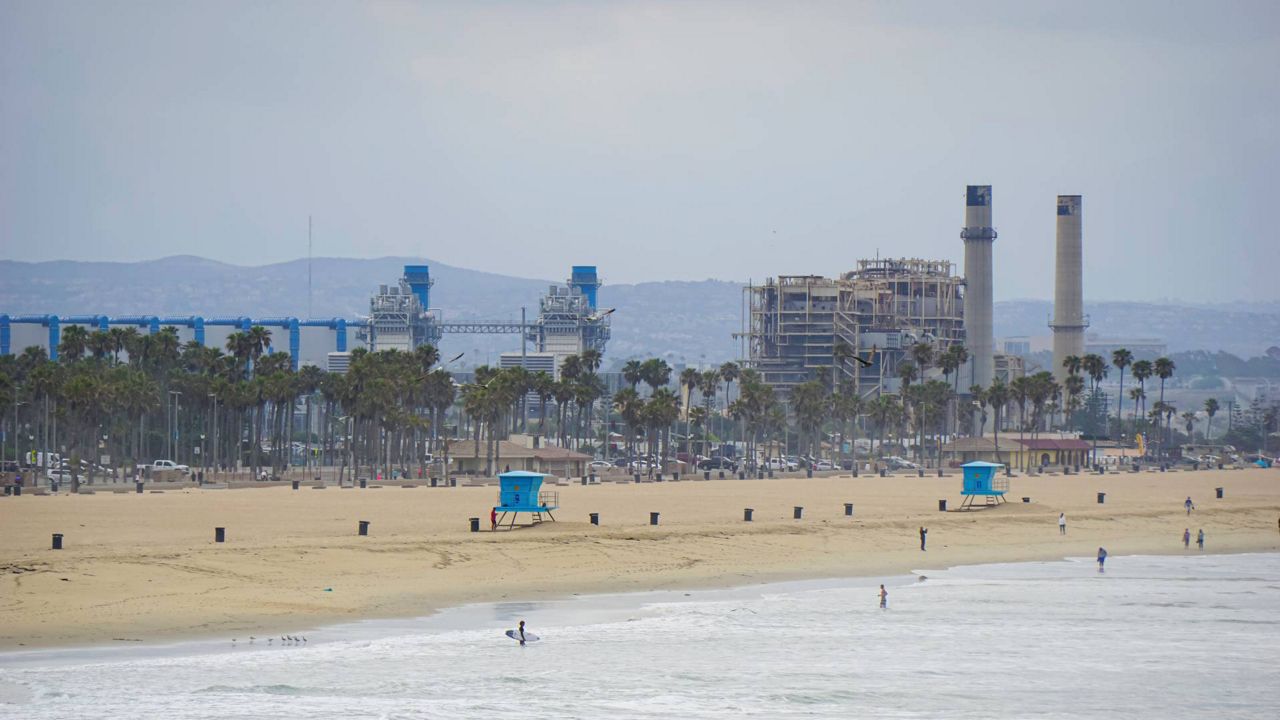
[505, 629, 540, 643]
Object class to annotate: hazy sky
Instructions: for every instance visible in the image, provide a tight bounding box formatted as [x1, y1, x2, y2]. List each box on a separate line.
[2, 1, 1277, 302]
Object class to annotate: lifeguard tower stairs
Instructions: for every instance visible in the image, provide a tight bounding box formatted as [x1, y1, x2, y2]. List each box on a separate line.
[958, 461, 1009, 510]
[494, 471, 560, 529]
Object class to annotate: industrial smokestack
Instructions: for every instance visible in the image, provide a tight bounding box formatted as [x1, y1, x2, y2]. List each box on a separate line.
[962, 185, 996, 394]
[1050, 195, 1087, 386]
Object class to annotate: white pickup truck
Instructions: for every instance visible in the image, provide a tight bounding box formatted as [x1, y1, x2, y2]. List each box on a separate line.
[139, 460, 190, 474]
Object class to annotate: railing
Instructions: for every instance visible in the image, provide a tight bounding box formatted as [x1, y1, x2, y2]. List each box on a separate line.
[539, 490, 559, 508]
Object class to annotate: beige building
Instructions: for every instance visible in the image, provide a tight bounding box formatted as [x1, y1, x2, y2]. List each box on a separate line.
[447, 436, 592, 478]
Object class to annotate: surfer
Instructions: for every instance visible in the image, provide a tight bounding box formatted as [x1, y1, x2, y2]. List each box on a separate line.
[879, 585, 888, 609]
[1197, 529, 1204, 550]
[517, 620, 528, 646]
[1097, 547, 1107, 572]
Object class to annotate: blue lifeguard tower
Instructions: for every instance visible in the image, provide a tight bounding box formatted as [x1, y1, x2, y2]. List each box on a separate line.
[959, 461, 1009, 510]
[494, 471, 559, 528]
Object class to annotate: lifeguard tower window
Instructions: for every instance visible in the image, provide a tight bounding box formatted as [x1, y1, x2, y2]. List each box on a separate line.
[959, 461, 1008, 510]
[493, 471, 560, 529]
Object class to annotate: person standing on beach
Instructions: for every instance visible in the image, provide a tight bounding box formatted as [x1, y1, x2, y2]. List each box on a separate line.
[490, 507, 498, 531]
[919, 526, 927, 551]
[879, 585, 888, 609]
[1197, 529, 1204, 550]
[1183, 528, 1191, 549]
[1185, 496, 1194, 515]
[1058, 513, 1067, 535]
[1097, 547, 1107, 571]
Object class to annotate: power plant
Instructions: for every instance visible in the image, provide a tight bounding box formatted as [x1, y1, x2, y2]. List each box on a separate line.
[0, 264, 611, 377]
[961, 184, 996, 393]
[1050, 195, 1087, 385]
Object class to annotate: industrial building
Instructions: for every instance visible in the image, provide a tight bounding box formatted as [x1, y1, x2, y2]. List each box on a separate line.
[2, 264, 610, 376]
[744, 257, 968, 397]
[1050, 194, 1087, 385]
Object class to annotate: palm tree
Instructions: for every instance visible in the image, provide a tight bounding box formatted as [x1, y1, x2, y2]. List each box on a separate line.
[1064, 374, 1085, 430]
[58, 325, 89, 363]
[698, 370, 719, 460]
[1062, 354, 1083, 379]
[1131, 360, 1152, 428]
[1204, 398, 1220, 440]
[680, 368, 699, 456]
[1182, 411, 1196, 439]
[1009, 376, 1031, 469]
[1111, 348, 1133, 440]
[985, 381, 1010, 465]
[867, 395, 902, 460]
[791, 380, 829, 461]
[831, 383, 862, 468]
[639, 358, 672, 393]
[1153, 357, 1175, 457]
[622, 360, 644, 391]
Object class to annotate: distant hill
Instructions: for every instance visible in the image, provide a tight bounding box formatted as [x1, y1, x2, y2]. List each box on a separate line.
[1, 257, 1275, 363]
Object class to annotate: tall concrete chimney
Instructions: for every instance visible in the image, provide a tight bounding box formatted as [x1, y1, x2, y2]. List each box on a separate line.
[1050, 195, 1087, 386]
[962, 185, 996, 393]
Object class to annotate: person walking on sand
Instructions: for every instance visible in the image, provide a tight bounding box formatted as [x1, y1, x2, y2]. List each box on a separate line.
[1183, 528, 1191, 548]
[1097, 547, 1107, 571]
[1197, 529, 1204, 550]
[1058, 513, 1067, 535]
[1185, 496, 1194, 515]
[879, 585, 888, 609]
[919, 526, 928, 551]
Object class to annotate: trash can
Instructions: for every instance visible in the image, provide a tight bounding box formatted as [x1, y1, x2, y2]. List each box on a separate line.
[136, 481, 144, 494]
[918, 469, 925, 478]
[291, 480, 300, 490]
[704, 471, 711, 480]
[360, 478, 367, 489]
[793, 506, 803, 519]
[581, 477, 588, 486]
[852, 467, 859, 477]
[469, 517, 480, 532]
[879, 469, 886, 478]
[450, 478, 457, 487]
[937, 469, 944, 478]
[1215, 487, 1223, 499]
[758, 470, 765, 480]
[634, 473, 641, 483]
[767, 470, 774, 479]
[744, 508, 753, 522]
[806, 468, 813, 478]
[358, 521, 369, 536]
[845, 503, 853, 516]
[50, 482, 59, 494]
[938, 499, 947, 512]
[52, 533, 63, 550]
[215, 527, 225, 543]
[431, 477, 438, 487]
[673, 472, 680, 481]
[589, 512, 599, 526]
[1097, 492, 1106, 504]
[1022, 497, 1031, 503]
[656, 473, 663, 482]
[12, 485, 20, 496]
[650, 512, 660, 526]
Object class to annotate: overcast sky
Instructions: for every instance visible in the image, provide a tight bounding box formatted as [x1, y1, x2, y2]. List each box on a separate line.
[2, 1, 1277, 302]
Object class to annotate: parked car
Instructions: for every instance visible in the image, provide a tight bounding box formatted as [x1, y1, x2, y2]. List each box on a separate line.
[883, 456, 918, 470]
[698, 456, 737, 471]
[811, 459, 834, 471]
[588, 460, 613, 472]
[45, 468, 75, 484]
[139, 459, 190, 474]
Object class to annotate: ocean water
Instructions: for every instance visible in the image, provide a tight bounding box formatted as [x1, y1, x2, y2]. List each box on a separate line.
[2, 553, 1278, 719]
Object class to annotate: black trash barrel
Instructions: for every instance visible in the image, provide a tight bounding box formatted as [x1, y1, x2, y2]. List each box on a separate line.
[431, 477, 438, 487]
[13, 485, 21, 496]
[744, 507, 754, 521]
[358, 521, 369, 536]
[52, 533, 63, 550]
[656, 473, 663, 482]
[360, 478, 367, 489]
[581, 477, 588, 486]
[650, 512, 660, 526]
[918, 469, 925, 478]
[704, 471, 711, 480]
[136, 481, 144, 494]
[449, 477, 457, 487]
[1097, 492, 1106, 504]
[844, 503, 854, 516]
[291, 480, 300, 490]
[50, 482, 59, 493]
[938, 499, 947, 512]
[853, 466, 859, 477]
[767, 470, 774, 479]
[757, 470, 765, 480]
[673, 472, 680, 481]
[879, 469, 886, 478]
[806, 468, 813, 478]
[469, 517, 480, 532]
[793, 506, 803, 519]
[1022, 497, 1031, 503]
[1216, 487, 1224, 499]
[634, 473, 641, 483]
[937, 469, 944, 478]
[214, 527, 225, 543]
[589, 512, 599, 526]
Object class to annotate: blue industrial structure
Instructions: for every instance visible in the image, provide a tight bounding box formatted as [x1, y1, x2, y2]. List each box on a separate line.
[3, 262, 597, 371]
[493, 471, 559, 528]
[570, 265, 599, 310]
[959, 461, 1009, 509]
[1, 312, 348, 370]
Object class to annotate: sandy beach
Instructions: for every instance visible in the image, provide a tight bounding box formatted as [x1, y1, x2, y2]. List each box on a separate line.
[2, 467, 1278, 650]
